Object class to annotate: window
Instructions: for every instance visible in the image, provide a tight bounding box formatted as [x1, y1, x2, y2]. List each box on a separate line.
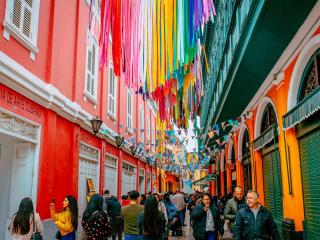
[108, 62, 117, 118]
[3, 0, 41, 60]
[146, 115, 150, 143]
[261, 103, 277, 133]
[127, 90, 133, 131]
[299, 48, 320, 101]
[85, 34, 98, 103]
[152, 124, 155, 151]
[139, 105, 144, 141]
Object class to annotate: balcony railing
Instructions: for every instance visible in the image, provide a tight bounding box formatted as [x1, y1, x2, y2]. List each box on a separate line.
[201, 0, 256, 140]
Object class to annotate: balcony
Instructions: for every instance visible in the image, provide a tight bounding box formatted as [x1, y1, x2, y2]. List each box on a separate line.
[201, 0, 318, 142]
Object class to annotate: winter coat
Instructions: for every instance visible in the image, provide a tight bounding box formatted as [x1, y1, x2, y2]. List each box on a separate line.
[82, 210, 111, 239]
[233, 205, 281, 240]
[191, 204, 224, 240]
[187, 200, 196, 214]
[107, 196, 121, 217]
[223, 197, 246, 231]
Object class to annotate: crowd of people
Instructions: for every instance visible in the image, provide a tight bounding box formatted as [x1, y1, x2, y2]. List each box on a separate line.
[8, 186, 281, 240]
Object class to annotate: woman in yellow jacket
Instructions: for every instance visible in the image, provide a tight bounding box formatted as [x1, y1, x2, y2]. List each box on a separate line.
[50, 195, 78, 240]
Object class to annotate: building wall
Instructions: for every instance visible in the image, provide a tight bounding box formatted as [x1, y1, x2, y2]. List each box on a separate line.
[219, 18, 320, 232]
[0, 0, 158, 225]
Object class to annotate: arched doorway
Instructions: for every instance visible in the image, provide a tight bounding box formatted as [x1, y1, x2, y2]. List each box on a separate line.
[241, 128, 252, 194]
[288, 47, 320, 239]
[254, 100, 283, 233]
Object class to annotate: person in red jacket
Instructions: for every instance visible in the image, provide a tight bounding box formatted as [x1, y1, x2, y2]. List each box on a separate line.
[122, 195, 130, 206]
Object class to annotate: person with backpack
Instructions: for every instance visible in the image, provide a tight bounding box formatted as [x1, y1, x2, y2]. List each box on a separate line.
[81, 194, 111, 239]
[107, 195, 123, 240]
[9, 197, 43, 240]
[138, 195, 167, 239]
[50, 195, 78, 240]
[163, 193, 181, 237]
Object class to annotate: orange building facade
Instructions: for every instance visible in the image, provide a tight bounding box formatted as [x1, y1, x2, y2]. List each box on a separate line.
[212, 3, 320, 238]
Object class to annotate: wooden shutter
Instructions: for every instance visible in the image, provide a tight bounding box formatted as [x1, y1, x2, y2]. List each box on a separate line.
[22, 0, 32, 38]
[86, 43, 92, 92]
[12, 0, 33, 38]
[90, 44, 96, 96]
[86, 39, 98, 98]
[299, 129, 320, 239]
[108, 66, 115, 114]
[12, 0, 22, 29]
[127, 92, 132, 129]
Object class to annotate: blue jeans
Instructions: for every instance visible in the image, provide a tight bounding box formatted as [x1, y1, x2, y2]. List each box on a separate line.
[178, 210, 185, 225]
[124, 234, 143, 240]
[206, 231, 216, 240]
[61, 232, 76, 240]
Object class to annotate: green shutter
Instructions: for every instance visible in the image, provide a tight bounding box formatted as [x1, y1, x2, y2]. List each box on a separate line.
[263, 149, 283, 234]
[299, 129, 320, 240]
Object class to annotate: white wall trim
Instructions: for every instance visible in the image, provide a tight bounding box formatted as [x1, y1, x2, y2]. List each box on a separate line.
[254, 97, 279, 139]
[0, 51, 112, 138]
[287, 34, 320, 110]
[241, 2, 320, 117]
[237, 123, 249, 161]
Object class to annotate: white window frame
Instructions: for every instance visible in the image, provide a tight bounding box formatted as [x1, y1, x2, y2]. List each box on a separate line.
[139, 105, 144, 141]
[84, 32, 99, 104]
[3, 0, 41, 60]
[127, 90, 133, 133]
[108, 61, 117, 119]
[152, 123, 155, 151]
[146, 115, 150, 143]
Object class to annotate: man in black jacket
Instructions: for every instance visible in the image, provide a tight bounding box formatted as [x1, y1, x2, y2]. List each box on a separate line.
[191, 193, 224, 240]
[107, 195, 122, 240]
[233, 190, 281, 240]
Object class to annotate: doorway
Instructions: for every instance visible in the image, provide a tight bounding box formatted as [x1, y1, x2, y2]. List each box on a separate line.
[0, 134, 38, 240]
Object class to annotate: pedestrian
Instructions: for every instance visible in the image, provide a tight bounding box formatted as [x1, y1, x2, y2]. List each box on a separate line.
[154, 193, 169, 240]
[163, 193, 181, 237]
[121, 190, 144, 240]
[223, 186, 246, 232]
[187, 194, 197, 215]
[140, 194, 146, 205]
[50, 195, 78, 240]
[108, 195, 123, 240]
[81, 194, 111, 239]
[9, 197, 43, 240]
[233, 190, 280, 240]
[191, 193, 224, 240]
[121, 195, 130, 207]
[138, 195, 167, 239]
[170, 189, 186, 228]
[102, 189, 110, 212]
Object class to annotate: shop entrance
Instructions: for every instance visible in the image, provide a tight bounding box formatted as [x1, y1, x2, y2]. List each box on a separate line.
[0, 134, 37, 240]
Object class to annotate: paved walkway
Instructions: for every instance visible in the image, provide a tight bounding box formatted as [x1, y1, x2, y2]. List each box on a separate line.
[168, 212, 233, 240]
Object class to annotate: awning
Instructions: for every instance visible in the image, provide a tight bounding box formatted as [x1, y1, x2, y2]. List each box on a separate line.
[192, 174, 216, 185]
[253, 124, 278, 150]
[283, 87, 320, 130]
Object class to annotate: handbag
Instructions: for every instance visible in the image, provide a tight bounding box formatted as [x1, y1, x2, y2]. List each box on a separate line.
[30, 213, 43, 240]
[55, 231, 62, 240]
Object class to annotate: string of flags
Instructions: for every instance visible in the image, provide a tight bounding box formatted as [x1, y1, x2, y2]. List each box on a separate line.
[93, 0, 217, 128]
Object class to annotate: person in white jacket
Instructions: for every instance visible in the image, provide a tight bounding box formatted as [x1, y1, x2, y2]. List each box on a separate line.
[9, 197, 43, 240]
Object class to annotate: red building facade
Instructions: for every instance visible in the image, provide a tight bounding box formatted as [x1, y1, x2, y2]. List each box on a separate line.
[0, 0, 157, 237]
